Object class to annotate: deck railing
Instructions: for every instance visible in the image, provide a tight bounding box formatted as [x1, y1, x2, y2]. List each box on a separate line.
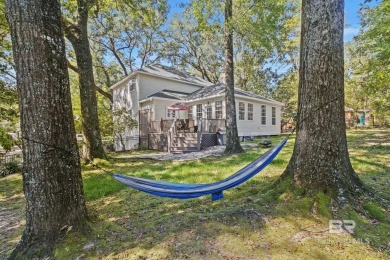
[200, 119, 226, 133]
[150, 119, 174, 133]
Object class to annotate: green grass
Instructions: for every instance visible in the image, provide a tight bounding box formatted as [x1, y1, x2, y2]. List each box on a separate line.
[1, 130, 389, 259]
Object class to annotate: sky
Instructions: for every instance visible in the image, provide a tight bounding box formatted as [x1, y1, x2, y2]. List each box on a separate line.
[344, 0, 369, 42]
[168, 0, 379, 42]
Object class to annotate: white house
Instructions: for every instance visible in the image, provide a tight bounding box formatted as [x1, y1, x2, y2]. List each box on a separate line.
[111, 64, 283, 151]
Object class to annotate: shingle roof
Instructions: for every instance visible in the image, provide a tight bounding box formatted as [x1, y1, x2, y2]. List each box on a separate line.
[185, 83, 226, 101]
[141, 89, 190, 101]
[137, 64, 213, 87]
[185, 83, 283, 105]
[110, 64, 213, 90]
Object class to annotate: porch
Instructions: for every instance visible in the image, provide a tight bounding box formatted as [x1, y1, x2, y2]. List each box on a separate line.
[140, 116, 226, 153]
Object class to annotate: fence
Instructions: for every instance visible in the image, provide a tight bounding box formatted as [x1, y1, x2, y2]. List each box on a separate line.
[0, 153, 23, 165]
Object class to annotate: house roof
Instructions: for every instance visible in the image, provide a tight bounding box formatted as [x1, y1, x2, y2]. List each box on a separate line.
[110, 64, 213, 90]
[185, 83, 283, 106]
[140, 89, 190, 102]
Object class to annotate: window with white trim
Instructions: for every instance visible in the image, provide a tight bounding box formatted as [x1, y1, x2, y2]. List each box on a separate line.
[272, 107, 276, 125]
[206, 105, 212, 119]
[239, 102, 245, 120]
[196, 104, 202, 120]
[187, 105, 193, 119]
[215, 101, 223, 119]
[261, 105, 266, 125]
[167, 109, 176, 118]
[129, 79, 136, 91]
[248, 103, 253, 120]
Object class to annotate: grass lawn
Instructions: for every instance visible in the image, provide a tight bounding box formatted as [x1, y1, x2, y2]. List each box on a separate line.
[1, 129, 389, 259]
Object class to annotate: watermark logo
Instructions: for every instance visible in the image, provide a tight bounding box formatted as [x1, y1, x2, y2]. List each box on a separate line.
[329, 220, 356, 234]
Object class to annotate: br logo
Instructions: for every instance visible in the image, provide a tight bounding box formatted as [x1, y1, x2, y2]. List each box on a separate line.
[329, 220, 356, 234]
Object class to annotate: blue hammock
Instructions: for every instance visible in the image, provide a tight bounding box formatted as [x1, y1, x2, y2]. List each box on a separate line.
[114, 136, 289, 201]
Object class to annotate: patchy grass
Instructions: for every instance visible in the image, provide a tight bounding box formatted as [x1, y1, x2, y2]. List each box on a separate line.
[0, 173, 25, 259]
[1, 130, 389, 259]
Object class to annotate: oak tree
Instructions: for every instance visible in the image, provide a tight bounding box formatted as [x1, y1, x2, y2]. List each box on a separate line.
[282, 0, 363, 197]
[5, 0, 88, 257]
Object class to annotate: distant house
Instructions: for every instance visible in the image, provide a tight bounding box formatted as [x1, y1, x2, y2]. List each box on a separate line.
[345, 107, 356, 128]
[111, 64, 283, 152]
[345, 107, 371, 128]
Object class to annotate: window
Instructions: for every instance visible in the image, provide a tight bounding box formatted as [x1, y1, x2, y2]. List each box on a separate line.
[239, 102, 245, 120]
[272, 107, 276, 125]
[167, 109, 176, 118]
[261, 105, 266, 125]
[187, 105, 193, 120]
[129, 79, 136, 91]
[196, 104, 202, 120]
[248, 103, 253, 120]
[206, 105, 212, 119]
[215, 101, 223, 119]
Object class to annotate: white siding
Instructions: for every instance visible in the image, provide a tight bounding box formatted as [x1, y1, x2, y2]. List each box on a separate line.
[138, 74, 202, 101]
[112, 74, 204, 151]
[235, 96, 282, 136]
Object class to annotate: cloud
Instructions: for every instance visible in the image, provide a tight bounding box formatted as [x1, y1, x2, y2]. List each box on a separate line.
[344, 27, 360, 36]
[344, 27, 360, 42]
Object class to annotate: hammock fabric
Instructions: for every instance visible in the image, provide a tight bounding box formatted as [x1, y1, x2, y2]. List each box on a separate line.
[114, 136, 289, 201]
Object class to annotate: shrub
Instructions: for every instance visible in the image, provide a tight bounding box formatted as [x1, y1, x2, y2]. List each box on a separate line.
[0, 162, 21, 177]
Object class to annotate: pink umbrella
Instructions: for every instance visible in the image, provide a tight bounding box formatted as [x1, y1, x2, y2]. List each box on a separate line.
[167, 102, 190, 111]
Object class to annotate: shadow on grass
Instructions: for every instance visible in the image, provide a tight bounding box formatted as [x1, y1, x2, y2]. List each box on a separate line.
[53, 131, 389, 259]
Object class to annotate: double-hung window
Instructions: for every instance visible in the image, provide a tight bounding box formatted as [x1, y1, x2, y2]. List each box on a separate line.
[261, 105, 266, 125]
[215, 101, 223, 119]
[196, 104, 202, 120]
[206, 105, 212, 119]
[248, 103, 253, 120]
[187, 106, 193, 120]
[239, 102, 245, 120]
[272, 107, 276, 125]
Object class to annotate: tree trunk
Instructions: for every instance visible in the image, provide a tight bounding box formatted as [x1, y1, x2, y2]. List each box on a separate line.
[283, 0, 362, 197]
[223, 0, 244, 154]
[64, 0, 106, 162]
[5, 0, 88, 258]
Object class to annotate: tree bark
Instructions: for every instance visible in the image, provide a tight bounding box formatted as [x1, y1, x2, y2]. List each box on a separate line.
[224, 0, 244, 154]
[283, 0, 362, 197]
[5, 0, 88, 258]
[64, 0, 106, 162]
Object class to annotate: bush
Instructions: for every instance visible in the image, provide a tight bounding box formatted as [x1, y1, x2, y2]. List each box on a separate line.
[0, 162, 21, 177]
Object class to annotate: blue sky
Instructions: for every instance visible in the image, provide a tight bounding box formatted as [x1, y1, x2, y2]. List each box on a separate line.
[344, 0, 370, 41]
[168, 0, 379, 42]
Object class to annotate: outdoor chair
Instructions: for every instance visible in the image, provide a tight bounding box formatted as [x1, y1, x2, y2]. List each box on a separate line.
[185, 119, 194, 132]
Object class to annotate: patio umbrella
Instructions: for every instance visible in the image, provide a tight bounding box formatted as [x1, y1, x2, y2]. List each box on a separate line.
[167, 102, 190, 111]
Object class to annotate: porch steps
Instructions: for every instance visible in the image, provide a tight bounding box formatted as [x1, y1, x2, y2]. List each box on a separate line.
[171, 133, 198, 153]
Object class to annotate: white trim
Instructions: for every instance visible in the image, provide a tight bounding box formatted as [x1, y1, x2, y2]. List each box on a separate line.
[139, 96, 184, 104]
[186, 93, 284, 106]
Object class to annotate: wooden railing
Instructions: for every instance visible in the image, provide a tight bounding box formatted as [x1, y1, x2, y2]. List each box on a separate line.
[150, 119, 174, 133]
[200, 119, 226, 133]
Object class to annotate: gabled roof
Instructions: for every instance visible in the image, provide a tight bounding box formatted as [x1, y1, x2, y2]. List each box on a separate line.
[110, 64, 213, 90]
[185, 83, 283, 106]
[140, 89, 190, 102]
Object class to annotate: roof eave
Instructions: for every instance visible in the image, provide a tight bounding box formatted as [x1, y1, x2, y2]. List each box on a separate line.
[139, 96, 183, 104]
[186, 93, 283, 106]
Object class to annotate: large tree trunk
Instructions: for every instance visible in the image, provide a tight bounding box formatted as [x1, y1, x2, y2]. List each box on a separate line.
[283, 0, 362, 197]
[64, 0, 106, 162]
[5, 0, 88, 258]
[224, 0, 244, 154]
